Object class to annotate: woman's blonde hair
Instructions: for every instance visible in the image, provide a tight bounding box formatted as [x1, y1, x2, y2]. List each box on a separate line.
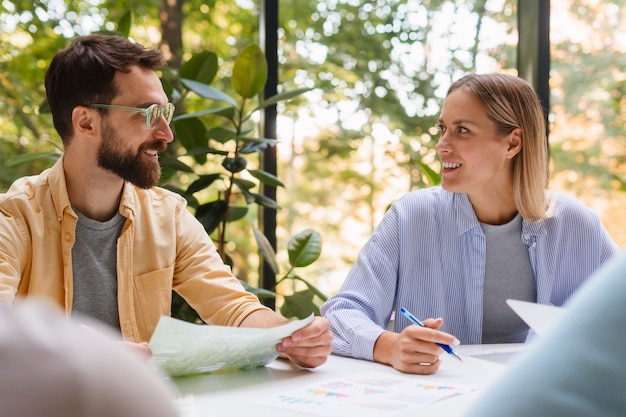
[447, 73, 550, 221]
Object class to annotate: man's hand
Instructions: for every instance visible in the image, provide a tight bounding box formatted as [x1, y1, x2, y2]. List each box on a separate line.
[80, 324, 152, 361]
[373, 317, 459, 375]
[276, 316, 333, 368]
[122, 341, 152, 361]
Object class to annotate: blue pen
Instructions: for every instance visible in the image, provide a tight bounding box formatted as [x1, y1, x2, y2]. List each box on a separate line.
[399, 307, 463, 362]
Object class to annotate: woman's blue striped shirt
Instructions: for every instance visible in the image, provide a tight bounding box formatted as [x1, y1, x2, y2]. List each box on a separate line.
[320, 187, 620, 360]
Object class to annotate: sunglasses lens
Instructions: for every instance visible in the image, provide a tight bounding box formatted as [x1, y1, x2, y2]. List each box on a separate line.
[164, 103, 175, 124]
[148, 104, 161, 129]
[145, 103, 175, 129]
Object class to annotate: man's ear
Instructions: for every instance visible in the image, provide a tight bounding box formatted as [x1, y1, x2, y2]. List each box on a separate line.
[71, 106, 99, 137]
[506, 128, 523, 159]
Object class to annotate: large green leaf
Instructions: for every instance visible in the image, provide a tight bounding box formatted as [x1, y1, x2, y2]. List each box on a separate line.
[207, 127, 237, 144]
[232, 44, 267, 99]
[238, 136, 277, 145]
[183, 147, 228, 157]
[276, 274, 328, 303]
[161, 185, 199, 209]
[237, 136, 277, 155]
[416, 160, 441, 186]
[5, 152, 60, 167]
[232, 177, 257, 192]
[280, 290, 320, 319]
[251, 193, 281, 210]
[253, 227, 279, 275]
[248, 169, 284, 187]
[254, 87, 314, 111]
[117, 11, 132, 37]
[180, 51, 218, 84]
[196, 200, 228, 234]
[298, 275, 328, 302]
[159, 155, 195, 173]
[237, 136, 277, 154]
[172, 117, 208, 164]
[234, 182, 254, 204]
[187, 173, 222, 194]
[174, 106, 236, 121]
[227, 206, 248, 222]
[287, 229, 322, 268]
[241, 280, 276, 301]
[238, 143, 267, 154]
[181, 79, 237, 106]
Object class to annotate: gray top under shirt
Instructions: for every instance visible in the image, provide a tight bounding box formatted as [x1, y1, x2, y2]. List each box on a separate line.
[480, 213, 536, 344]
[71, 209, 125, 333]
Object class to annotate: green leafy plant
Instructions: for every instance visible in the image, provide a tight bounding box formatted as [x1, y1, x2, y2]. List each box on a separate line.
[162, 44, 328, 319]
[273, 228, 327, 318]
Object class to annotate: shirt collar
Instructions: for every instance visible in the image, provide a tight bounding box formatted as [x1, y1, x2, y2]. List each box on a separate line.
[48, 154, 137, 220]
[451, 191, 548, 237]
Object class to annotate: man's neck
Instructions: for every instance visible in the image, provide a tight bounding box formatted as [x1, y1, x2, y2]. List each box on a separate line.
[63, 150, 125, 221]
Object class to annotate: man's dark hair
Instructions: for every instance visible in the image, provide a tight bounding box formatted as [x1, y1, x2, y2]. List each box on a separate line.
[44, 34, 166, 144]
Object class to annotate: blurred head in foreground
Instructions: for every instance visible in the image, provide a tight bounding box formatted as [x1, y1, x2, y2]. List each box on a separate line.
[0, 299, 179, 417]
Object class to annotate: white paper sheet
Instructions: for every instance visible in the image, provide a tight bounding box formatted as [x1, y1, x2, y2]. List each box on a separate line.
[149, 314, 314, 377]
[506, 299, 565, 337]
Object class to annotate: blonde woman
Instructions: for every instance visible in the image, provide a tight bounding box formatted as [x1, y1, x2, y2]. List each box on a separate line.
[321, 73, 619, 375]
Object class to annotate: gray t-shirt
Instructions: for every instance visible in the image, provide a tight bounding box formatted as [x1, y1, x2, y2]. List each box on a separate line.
[465, 251, 626, 417]
[71, 209, 125, 332]
[480, 213, 536, 343]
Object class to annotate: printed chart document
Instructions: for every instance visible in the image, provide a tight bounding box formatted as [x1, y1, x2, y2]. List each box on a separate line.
[149, 314, 314, 377]
[253, 371, 476, 417]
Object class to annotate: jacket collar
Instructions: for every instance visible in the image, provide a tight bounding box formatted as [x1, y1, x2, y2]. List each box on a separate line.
[48, 155, 73, 221]
[48, 154, 137, 220]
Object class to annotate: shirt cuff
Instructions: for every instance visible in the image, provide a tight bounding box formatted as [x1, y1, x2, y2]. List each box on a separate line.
[352, 327, 385, 361]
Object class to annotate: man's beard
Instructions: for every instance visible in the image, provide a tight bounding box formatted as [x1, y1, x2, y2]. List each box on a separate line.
[97, 121, 165, 189]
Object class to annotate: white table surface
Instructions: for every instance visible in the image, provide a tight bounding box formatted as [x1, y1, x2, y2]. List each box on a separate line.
[170, 344, 527, 417]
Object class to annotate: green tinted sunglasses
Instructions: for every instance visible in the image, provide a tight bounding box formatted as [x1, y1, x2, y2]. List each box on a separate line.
[88, 103, 175, 129]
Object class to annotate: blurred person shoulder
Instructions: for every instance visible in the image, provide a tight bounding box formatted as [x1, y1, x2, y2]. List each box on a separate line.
[0, 298, 179, 417]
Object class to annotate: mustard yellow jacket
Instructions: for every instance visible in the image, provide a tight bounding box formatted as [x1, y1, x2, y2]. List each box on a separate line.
[0, 155, 268, 342]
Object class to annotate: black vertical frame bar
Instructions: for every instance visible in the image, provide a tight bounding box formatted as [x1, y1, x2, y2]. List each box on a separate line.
[259, 0, 278, 308]
[517, 0, 551, 138]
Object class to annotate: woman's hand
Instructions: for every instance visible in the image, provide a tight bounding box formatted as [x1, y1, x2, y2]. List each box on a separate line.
[374, 318, 459, 375]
